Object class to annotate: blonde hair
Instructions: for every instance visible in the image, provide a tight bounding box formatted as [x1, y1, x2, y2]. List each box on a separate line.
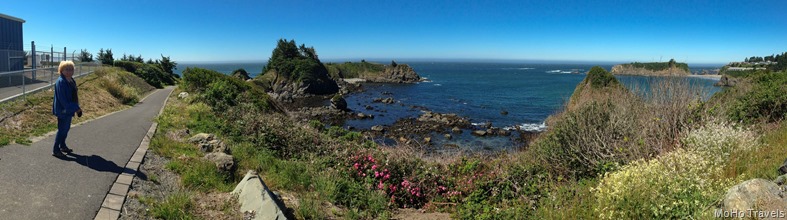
[58, 61, 75, 73]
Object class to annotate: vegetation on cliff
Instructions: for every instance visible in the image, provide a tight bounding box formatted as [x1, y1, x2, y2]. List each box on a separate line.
[260, 39, 338, 95]
[141, 60, 787, 219]
[624, 59, 689, 72]
[326, 60, 422, 83]
[114, 60, 178, 88]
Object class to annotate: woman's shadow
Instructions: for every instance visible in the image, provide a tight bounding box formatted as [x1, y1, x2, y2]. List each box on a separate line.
[55, 152, 147, 180]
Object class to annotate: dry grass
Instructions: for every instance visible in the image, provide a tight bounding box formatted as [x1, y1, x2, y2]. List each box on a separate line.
[535, 76, 710, 179]
[0, 67, 156, 146]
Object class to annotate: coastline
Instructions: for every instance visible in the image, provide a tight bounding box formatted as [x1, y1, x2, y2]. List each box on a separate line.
[686, 74, 723, 80]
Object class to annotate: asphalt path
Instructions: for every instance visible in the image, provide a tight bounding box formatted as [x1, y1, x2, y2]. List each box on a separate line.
[0, 86, 173, 220]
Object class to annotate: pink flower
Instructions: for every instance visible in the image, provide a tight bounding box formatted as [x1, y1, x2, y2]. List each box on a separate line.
[353, 163, 360, 169]
[371, 165, 378, 170]
[378, 181, 385, 190]
[384, 174, 390, 180]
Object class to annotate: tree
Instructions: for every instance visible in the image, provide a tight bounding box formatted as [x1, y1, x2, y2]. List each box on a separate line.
[135, 54, 144, 63]
[668, 58, 676, 68]
[158, 55, 177, 75]
[391, 60, 398, 67]
[79, 49, 93, 62]
[97, 48, 114, 65]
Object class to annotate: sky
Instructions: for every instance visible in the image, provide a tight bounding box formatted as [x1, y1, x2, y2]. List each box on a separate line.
[3, 0, 786, 65]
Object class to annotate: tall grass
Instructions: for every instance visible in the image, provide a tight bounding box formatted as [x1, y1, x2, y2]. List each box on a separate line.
[535, 74, 709, 179]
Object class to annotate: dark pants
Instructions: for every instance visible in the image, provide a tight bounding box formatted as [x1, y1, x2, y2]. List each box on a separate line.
[53, 116, 72, 152]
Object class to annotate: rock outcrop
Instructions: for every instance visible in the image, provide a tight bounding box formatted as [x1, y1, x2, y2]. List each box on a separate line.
[367, 64, 422, 83]
[714, 75, 739, 87]
[722, 178, 787, 218]
[610, 64, 690, 76]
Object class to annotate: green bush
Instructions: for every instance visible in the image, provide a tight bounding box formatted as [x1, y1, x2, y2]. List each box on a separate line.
[586, 66, 619, 88]
[729, 71, 787, 123]
[113, 60, 176, 88]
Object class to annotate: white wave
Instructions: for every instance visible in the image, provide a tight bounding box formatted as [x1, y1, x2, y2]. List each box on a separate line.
[434, 84, 442, 86]
[560, 71, 572, 74]
[518, 67, 535, 70]
[546, 70, 561, 73]
[471, 122, 486, 126]
[503, 122, 547, 132]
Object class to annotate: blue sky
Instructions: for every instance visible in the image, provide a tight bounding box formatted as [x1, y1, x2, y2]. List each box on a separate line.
[4, 0, 786, 64]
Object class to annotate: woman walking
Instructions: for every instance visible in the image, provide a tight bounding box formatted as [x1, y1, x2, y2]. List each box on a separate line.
[51, 61, 82, 157]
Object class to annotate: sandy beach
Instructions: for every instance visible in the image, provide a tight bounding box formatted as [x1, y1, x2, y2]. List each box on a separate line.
[686, 74, 723, 80]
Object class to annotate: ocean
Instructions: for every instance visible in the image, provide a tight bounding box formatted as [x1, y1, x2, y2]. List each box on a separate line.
[178, 61, 722, 150]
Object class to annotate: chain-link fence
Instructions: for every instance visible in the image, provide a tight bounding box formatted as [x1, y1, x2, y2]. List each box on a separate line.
[0, 42, 99, 103]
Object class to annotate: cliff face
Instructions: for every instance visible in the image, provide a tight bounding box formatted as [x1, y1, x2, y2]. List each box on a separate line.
[367, 64, 422, 83]
[610, 64, 691, 76]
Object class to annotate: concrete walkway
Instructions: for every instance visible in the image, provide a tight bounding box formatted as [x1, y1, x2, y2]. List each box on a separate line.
[0, 86, 173, 220]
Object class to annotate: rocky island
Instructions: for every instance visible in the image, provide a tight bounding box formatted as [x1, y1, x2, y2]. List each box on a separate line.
[610, 59, 690, 76]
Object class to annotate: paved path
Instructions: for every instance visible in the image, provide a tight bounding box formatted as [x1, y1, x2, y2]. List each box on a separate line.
[0, 86, 173, 220]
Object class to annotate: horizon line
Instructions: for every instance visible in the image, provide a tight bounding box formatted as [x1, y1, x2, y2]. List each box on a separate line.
[179, 58, 727, 66]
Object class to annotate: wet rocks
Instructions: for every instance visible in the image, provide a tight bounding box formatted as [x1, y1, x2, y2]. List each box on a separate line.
[373, 97, 395, 104]
[472, 130, 487, 136]
[371, 125, 385, 132]
[330, 95, 348, 111]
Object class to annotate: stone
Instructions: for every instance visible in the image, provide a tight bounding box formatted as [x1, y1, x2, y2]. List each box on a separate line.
[371, 125, 385, 132]
[444, 134, 452, 139]
[188, 133, 214, 144]
[775, 174, 787, 185]
[232, 171, 288, 220]
[452, 127, 462, 133]
[778, 158, 787, 175]
[177, 92, 189, 99]
[722, 178, 787, 215]
[472, 130, 487, 136]
[424, 137, 431, 143]
[364, 105, 373, 110]
[500, 110, 508, 115]
[204, 152, 235, 173]
[331, 95, 348, 111]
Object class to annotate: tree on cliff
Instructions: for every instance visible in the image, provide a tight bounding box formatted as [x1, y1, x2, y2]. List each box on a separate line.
[157, 55, 177, 75]
[668, 58, 676, 68]
[232, 68, 251, 81]
[264, 39, 338, 94]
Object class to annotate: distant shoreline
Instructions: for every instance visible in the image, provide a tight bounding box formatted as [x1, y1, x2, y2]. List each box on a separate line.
[686, 74, 722, 80]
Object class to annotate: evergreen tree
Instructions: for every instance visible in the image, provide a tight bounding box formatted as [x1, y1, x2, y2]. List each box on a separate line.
[79, 49, 93, 62]
[97, 48, 114, 65]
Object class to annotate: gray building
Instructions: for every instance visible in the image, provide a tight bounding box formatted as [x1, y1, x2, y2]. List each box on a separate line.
[1, 13, 25, 72]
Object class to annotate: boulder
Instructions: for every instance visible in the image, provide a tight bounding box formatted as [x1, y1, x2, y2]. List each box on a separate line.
[778, 158, 787, 175]
[722, 178, 787, 216]
[232, 171, 288, 220]
[715, 75, 738, 87]
[452, 127, 462, 133]
[204, 152, 236, 173]
[472, 130, 487, 136]
[188, 133, 214, 144]
[177, 92, 189, 99]
[371, 125, 385, 132]
[444, 134, 452, 140]
[330, 95, 348, 111]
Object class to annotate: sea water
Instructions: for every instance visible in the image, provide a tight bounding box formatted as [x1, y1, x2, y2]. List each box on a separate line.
[179, 61, 721, 150]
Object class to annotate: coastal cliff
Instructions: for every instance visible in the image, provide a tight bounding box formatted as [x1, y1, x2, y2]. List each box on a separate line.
[610, 61, 690, 76]
[326, 61, 422, 83]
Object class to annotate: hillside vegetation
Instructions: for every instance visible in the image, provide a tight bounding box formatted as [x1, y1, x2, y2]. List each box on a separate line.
[0, 67, 156, 146]
[259, 39, 338, 95]
[141, 60, 787, 219]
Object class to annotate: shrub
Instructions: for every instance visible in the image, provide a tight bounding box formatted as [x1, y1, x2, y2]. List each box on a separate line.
[586, 66, 619, 88]
[114, 60, 177, 88]
[593, 122, 758, 219]
[729, 71, 787, 123]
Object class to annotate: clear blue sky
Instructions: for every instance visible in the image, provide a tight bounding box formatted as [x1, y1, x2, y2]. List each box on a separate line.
[4, 0, 786, 64]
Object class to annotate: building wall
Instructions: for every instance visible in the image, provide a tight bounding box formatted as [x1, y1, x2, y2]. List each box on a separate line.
[1, 16, 24, 72]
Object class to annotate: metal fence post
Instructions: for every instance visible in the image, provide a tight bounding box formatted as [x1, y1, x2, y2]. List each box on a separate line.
[32, 41, 36, 81]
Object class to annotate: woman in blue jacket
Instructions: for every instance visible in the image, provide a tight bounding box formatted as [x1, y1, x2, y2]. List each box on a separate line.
[51, 61, 82, 157]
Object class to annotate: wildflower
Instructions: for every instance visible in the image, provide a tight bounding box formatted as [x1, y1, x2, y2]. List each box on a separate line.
[372, 164, 378, 170]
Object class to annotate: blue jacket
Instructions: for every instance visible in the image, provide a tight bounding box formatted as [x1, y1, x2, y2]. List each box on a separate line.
[52, 75, 80, 118]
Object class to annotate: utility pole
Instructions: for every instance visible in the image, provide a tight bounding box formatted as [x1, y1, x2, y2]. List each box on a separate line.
[31, 41, 36, 79]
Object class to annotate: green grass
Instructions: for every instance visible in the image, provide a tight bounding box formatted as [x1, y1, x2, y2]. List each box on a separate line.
[726, 123, 787, 180]
[150, 192, 197, 220]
